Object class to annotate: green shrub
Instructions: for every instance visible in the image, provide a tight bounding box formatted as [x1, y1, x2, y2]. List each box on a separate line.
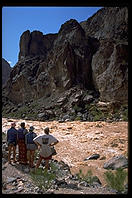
[85, 104, 91, 111]
[74, 116, 81, 121]
[89, 106, 105, 121]
[2, 132, 6, 141]
[73, 104, 82, 113]
[30, 166, 56, 191]
[76, 169, 99, 185]
[93, 113, 104, 121]
[122, 108, 128, 121]
[104, 168, 128, 193]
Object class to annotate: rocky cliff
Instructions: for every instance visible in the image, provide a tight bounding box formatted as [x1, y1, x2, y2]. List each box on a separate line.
[2, 7, 128, 121]
[80, 7, 128, 103]
[2, 58, 12, 87]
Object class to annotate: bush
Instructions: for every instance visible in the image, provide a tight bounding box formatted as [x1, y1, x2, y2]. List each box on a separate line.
[2, 132, 6, 141]
[73, 104, 82, 113]
[89, 106, 105, 121]
[30, 166, 56, 191]
[76, 169, 99, 185]
[122, 108, 128, 121]
[104, 168, 128, 193]
[74, 116, 81, 121]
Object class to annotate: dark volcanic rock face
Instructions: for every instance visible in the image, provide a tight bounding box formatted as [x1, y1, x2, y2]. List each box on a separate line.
[47, 19, 99, 90]
[80, 7, 128, 41]
[18, 30, 57, 60]
[81, 7, 128, 103]
[92, 41, 128, 103]
[2, 58, 12, 87]
[4, 19, 99, 104]
[2, 7, 128, 113]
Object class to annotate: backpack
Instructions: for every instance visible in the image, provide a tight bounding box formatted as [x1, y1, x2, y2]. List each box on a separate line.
[17, 128, 25, 139]
[26, 132, 36, 144]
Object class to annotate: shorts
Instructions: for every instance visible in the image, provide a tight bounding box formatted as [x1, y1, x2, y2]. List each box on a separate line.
[40, 155, 52, 160]
[26, 144, 38, 151]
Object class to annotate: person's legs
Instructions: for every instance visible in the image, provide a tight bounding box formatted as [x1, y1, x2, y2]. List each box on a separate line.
[35, 155, 43, 169]
[18, 141, 21, 162]
[29, 150, 32, 167]
[12, 145, 16, 162]
[23, 144, 27, 164]
[30, 150, 35, 167]
[27, 150, 30, 164]
[8, 145, 12, 163]
[45, 159, 49, 170]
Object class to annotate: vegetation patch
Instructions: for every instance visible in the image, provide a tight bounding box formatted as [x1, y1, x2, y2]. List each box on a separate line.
[104, 168, 128, 193]
[2, 132, 6, 141]
[76, 169, 100, 185]
[89, 105, 105, 121]
[30, 164, 57, 191]
[73, 104, 82, 113]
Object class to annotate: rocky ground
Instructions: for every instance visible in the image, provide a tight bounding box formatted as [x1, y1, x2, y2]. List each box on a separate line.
[2, 118, 128, 194]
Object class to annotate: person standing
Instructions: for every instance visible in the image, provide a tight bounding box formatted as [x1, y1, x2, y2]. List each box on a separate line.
[25, 126, 38, 168]
[17, 122, 28, 164]
[7, 122, 18, 164]
[34, 127, 59, 170]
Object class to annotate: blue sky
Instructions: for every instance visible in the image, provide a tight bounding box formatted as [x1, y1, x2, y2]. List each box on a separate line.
[2, 6, 102, 67]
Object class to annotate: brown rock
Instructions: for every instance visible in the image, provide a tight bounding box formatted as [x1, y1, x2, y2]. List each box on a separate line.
[2, 58, 12, 87]
[2, 7, 128, 108]
[19, 30, 30, 59]
[92, 40, 128, 103]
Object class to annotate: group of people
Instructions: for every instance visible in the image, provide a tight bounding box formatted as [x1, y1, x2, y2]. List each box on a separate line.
[7, 122, 59, 170]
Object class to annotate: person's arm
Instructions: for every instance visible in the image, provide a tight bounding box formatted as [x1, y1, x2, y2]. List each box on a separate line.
[34, 141, 41, 150]
[33, 135, 41, 147]
[24, 129, 28, 135]
[50, 140, 59, 146]
[35, 141, 40, 145]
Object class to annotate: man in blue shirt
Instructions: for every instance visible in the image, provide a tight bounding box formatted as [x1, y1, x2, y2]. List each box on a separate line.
[7, 122, 18, 164]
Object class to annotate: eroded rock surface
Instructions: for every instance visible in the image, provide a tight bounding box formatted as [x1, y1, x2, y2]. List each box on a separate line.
[2, 7, 128, 110]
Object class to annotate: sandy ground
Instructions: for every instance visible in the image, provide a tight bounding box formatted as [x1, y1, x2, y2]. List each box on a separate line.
[2, 118, 128, 186]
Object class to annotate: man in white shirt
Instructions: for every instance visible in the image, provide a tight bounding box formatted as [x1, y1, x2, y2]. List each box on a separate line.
[33, 127, 59, 170]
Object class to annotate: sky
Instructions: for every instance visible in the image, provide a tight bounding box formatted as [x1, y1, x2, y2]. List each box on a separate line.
[2, 6, 102, 67]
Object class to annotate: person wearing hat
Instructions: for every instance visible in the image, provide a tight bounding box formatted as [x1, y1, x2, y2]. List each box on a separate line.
[17, 122, 28, 164]
[7, 122, 18, 164]
[25, 126, 38, 168]
[34, 126, 59, 170]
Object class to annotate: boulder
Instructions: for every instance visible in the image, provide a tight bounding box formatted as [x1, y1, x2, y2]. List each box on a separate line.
[83, 95, 93, 103]
[103, 155, 128, 170]
[84, 154, 100, 161]
[6, 177, 17, 184]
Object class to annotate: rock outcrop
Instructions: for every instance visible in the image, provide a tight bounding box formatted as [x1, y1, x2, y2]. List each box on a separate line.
[18, 30, 57, 60]
[2, 7, 128, 119]
[2, 58, 12, 87]
[80, 7, 128, 103]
